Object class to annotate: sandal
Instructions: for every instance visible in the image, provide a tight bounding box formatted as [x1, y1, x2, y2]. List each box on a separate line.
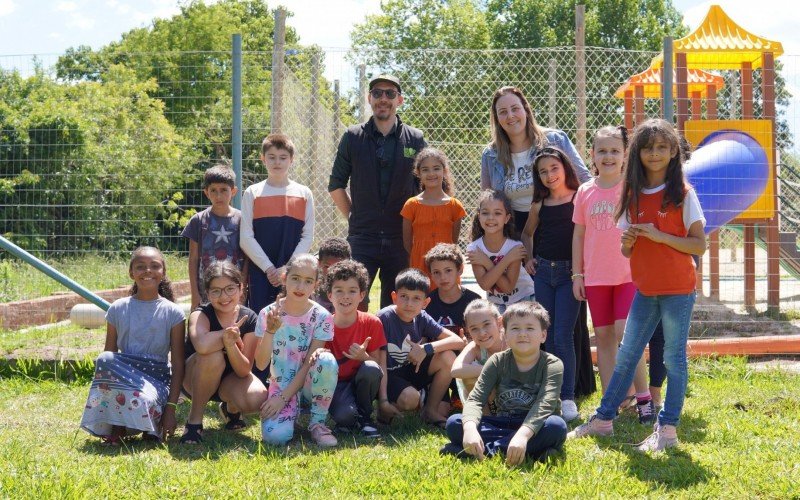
[218, 402, 248, 431]
[100, 435, 122, 447]
[141, 432, 161, 443]
[179, 423, 203, 444]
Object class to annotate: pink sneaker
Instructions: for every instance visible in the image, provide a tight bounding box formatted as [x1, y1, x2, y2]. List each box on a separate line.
[567, 414, 614, 439]
[309, 423, 338, 448]
[635, 424, 678, 452]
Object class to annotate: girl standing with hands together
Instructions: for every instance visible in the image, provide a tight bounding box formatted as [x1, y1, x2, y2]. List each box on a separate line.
[80, 247, 185, 445]
[521, 147, 582, 421]
[401, 147, 467, 282]
[254, 254, 339, 447]
[572, 126, 654, 423]
[569, 119, 706, 452]
[466, 189, 535, 313]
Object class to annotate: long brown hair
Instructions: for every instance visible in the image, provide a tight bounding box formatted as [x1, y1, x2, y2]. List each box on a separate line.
[489, 86, 546, 174]
[615, 119, 686, 223]
[531, 147, 581, 203]
[470, 189, 517, 241]
[129, 246, 175, 302]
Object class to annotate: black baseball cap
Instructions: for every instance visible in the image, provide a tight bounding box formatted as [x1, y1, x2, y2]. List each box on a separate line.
[368, 74, 401, 93]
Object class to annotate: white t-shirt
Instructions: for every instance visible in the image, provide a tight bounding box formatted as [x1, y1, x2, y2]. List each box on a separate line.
[503, 149, 535, 212]
[466, 237, 536, 307]
[618, 184, 706, 231]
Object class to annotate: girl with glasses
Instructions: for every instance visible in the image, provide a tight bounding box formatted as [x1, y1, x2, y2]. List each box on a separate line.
[180, 261, 269, 444]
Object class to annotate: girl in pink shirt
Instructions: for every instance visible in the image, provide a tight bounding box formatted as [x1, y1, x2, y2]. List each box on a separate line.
[572, 126, 653, 423]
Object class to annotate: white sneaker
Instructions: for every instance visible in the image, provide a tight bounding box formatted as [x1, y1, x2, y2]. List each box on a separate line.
[561, 399, 579, 422]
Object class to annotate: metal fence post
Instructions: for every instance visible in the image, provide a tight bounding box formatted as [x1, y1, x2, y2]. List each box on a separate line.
[575, 5, 587, 157]
[548, 59, 557, 128]
[271, 7, 286, 133]
[232, 33, 243, 209]
[662, 36, 674, 123]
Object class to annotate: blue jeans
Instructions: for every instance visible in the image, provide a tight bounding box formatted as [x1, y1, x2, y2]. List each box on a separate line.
[596, 291, 696, 427]
[445, 414, 567, 459]
[534, 257, 580, 400]
[348, 234, 409, 309]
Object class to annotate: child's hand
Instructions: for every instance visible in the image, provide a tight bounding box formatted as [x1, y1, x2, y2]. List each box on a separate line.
[506, 245, 527, 264]
[260, 394, 287, 420]
[505, 432, 530, 466]
[378, 400, 401, 424]
[266, 266, 282, 287]
[222, 316, 247, 349]
[407, 341, 427, 372]
[265, 301, 283, 334]
[621, 227, 639, 249]
[462, 425, 485, 460]
[631, 223, 664, 243]
[304, 347, 331, 367]
[572, 276, 586, 301]
[343, 337, 371, 362]
[160, 405, 177, 441]
[524, 257, 537, 275]
[467, 249, 491, 268]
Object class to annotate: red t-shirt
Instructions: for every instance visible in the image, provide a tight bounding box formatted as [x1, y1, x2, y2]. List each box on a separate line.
[326, 311, 387, 382]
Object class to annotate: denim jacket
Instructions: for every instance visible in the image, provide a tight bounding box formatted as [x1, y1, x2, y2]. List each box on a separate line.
[480, 128, 591, 191]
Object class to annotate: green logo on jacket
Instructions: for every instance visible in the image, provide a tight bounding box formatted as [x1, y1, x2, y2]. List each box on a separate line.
[403, 147, 417, 158]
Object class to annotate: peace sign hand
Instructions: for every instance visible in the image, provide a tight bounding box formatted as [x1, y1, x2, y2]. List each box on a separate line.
[265, 300, 283, 335]
[223, 316, 247, 348]
[343, 337, 372, 362]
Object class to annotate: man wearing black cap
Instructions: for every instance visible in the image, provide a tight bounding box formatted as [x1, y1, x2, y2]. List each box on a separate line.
[328, 74, 427, 309]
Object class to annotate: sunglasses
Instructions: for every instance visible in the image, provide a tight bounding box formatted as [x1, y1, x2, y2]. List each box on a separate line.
[369, 88, 400, 99]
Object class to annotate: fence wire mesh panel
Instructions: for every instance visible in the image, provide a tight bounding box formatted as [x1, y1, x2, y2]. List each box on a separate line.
[1, 47, 800, 341]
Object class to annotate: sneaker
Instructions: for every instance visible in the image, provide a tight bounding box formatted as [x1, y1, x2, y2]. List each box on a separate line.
[567, 414, 614, 439]
[636, 399, 656, 425]
[309, 423, 338, 448]
[561, 399, 579, 422]
[635, 424, 678, 452]
[359, 420, 381, 439]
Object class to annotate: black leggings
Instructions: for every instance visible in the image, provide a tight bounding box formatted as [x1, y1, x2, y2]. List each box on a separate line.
[649, 321, 666, 387]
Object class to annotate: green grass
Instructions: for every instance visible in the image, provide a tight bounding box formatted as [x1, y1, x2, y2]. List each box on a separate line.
[0, 357, 798, 497]
[0, 253, 190, 303]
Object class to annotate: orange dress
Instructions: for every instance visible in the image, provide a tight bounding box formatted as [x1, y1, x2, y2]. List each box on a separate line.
[400, 196, 467, 283]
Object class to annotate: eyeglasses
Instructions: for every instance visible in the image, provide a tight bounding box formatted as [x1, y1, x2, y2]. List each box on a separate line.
[370, 88, 399, 99]
[207, 284, 239, 299]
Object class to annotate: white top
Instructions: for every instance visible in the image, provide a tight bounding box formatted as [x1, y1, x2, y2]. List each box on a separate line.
[504, 148, 535, 212]
[617, 184, 706, 230]
[466, 237, 536, 307]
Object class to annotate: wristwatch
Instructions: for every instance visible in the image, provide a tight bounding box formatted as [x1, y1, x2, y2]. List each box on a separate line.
[423, 343, 434, 356]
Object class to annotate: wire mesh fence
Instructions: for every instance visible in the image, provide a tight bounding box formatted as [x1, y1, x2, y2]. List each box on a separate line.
[1, 45, 800, 337]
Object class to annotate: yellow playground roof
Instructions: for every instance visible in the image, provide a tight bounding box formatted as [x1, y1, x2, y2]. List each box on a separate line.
[650, 4, 783, 70]
[614, 67, 724, 99]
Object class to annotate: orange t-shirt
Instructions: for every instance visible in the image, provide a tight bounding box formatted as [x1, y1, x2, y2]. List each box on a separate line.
[629, 189, 696, 296]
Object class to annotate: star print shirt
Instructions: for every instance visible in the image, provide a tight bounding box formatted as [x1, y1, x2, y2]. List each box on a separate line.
[462, 349, 563, 434]
[181, 207, 245, 300]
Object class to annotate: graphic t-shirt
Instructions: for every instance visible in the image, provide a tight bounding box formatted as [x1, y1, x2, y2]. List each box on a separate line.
[466, 237, 536, 307]
[425, 287, 481, 337]
[377, 306, 442, 372]
[504, 148, 535, 212]
[326, 311, 387, 381]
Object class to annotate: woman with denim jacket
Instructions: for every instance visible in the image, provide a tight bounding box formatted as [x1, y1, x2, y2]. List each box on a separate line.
[480, 86, 590, 233]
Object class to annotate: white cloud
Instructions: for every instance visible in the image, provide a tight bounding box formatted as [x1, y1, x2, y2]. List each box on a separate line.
[48, 32, 62, 39]
[56, 1, 78, 12]
[287, 0, 382, 48]
[67, 12, 95, 30]
[0, 0, 15, 17]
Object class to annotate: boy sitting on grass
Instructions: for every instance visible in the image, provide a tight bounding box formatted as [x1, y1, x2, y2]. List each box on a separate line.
[313, 237, 352, 313]
[424, 243, 481, 339]
[377, 268, 466, 428]
[441, 301, 568, 465]
[325, 260, 386, 438]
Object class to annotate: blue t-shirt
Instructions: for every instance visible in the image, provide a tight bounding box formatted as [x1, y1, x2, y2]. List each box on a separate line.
[377, 306, 442, 372]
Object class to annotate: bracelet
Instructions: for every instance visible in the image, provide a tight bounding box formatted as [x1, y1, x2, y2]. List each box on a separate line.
[165, 402, 178, 408]
[571, 273, 584, 281]
[266, 329, 277, 335]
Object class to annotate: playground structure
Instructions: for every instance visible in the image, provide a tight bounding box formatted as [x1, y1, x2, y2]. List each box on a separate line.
[615, 4, 798, 313]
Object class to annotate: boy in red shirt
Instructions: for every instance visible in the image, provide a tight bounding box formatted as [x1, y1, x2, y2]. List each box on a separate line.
[325, 260, 387, 438]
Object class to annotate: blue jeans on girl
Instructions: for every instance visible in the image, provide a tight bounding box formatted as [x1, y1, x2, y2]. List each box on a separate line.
[534, 257, 580, 400]
[595, 291, 696, 427]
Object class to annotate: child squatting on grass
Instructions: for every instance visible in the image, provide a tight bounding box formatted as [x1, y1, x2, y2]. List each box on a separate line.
[441, 301, 568, 465]
[254, 253, 339, 447]
[80, 246, 186, 446]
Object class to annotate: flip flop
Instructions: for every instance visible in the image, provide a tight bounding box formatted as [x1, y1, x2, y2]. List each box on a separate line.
[179, 423, 203, 444]
[218, 402, 248, 431]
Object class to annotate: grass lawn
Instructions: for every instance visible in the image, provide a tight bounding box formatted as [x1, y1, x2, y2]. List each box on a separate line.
[0, 357, 798, 497]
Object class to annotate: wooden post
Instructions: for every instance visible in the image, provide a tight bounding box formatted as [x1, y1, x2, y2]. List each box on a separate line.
[270, 7, 287, 133]
[634, 86, 645, 125]
[358, 64, 367, 121]
[707, 84, 720, 300]
[548, 59, 558, 128]
[741, 61, 755, 308]
[763, 52, 780, 313]
[676, 52, 688, 132]
[624, 90, 633, 130]
[575, 5, 587, 157]
[691, 91, 702, 120]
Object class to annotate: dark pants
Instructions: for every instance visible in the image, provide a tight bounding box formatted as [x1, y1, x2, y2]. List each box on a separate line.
[329, 361, 382, 427]
[649, 321, 666, 387]
[348, 234, 409, 309]
[445, 414, 567, 459]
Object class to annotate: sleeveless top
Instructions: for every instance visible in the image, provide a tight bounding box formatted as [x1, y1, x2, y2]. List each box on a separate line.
[534, 193, 576, 261]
